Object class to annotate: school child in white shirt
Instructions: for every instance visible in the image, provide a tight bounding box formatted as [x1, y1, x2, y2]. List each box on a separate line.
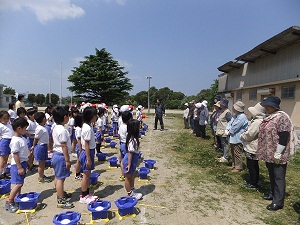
[4, 117, 29, 213]
[111, 107, 119, 136]
[79, 107, 99, 204]
[0, 111, 14, 179]
[136, 105, 143, 128]
[74, 113, 83, 180]
[68, 108, 78, 158]
[8, 102, 17, 122]
[122, 119, 143, 200]
[52, 106, 74, 209]
[118, 110, 133, 181]
[26, 108, 37, 171]
[95, 107, 105, 154]
[32, 112, 52, 183]
[45, 104, 54, 152]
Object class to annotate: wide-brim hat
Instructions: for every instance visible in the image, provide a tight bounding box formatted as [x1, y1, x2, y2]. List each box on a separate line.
[195, 103, 202, 108]
[248, 102, 266, 116]
[260, 95, 281, 110]
[220, 98, 229, 108]
[202, 100, 208, 108]
[233, 101, 245, 112]
[184, 103, 188, 106]
[214, 101, 221, 108]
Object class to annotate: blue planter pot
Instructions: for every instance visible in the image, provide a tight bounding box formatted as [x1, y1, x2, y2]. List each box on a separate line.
[89, 172, 100, 185]
[88, 200, 111, 220]
[53, 211, 81, 225]
[0, 179, 11, 194]
[15, 192, 40, 210]
[115, 196, 137, 216]
[143, 159, 156, 169]
[138, 167, 150, 180]
[108, 157, 118, 167]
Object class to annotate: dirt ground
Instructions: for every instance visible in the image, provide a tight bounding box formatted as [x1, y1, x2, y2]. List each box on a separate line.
[0, 114, 267, 225]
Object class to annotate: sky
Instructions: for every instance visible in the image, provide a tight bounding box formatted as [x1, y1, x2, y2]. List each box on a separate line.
[0, 0, 300, 98]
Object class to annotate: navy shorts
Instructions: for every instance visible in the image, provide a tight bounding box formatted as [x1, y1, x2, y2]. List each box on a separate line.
[45, 125, 52, 138]
[68, 128, 76, 141]
[112, 122, 118, 131]
[119, 142, 127, 159]
[10, 161, 27, 184]
[34, 144, 48, 162]
[122, 152, 139, 175]
[52, 152, 70, 179]
[75, 144, 81, 156]
[95, 131, 101, 143]
[27, 137, 34, 149]
[79, 149, 95, 172]
[0, 138, 11, 156]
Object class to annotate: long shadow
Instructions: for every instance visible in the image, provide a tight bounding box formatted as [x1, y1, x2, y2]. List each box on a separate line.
[293, 201, 300, 222]
[135, 184, 155, 197]
[39, 188, 55, 203]
[94, 184, 123, 198]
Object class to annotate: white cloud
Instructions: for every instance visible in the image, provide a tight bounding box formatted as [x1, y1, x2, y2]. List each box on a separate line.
[0, 0, 85, 24]
[104, 0, 127, 6]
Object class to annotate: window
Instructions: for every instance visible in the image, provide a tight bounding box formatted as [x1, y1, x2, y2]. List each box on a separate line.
[249, 89, 257, 101]
[6, 97, 9, 102]
[236, 90, 242, 101]
[281, 86, 295, 99]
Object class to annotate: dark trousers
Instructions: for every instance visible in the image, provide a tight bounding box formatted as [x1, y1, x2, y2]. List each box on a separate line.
[246, 158, 259, 186]
[183, 118, 189, 129]
[194, 119, 200, 136]
[190, 116, 194, 130]
[266, 162, 287, 207]
[154, 115, 164, 129]
[199, 125, 206, 138]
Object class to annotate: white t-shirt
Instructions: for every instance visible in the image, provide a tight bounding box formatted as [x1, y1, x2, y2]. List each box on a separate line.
[10, 136, 29, 164]
[8, 109, 17, 120]
[26, 119, 37, 135]
[45, 113, 54, 126]
[103, 113, 108, 126]
[118, 117, 123, 127]
[68, 117, 75, 127]
[136, 110, 142, 121]
[118, 123, 127, 143]
[34, 124, 49, 145]
[128, 138, 139, 154]
[75, 126, 82, 140]
[0, 123, 14, 139]
[96, 117, 103, 130]
[52, 124, 71, 154]
[81, 123, 96, 150]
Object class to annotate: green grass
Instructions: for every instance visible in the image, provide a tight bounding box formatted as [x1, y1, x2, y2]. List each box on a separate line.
[169, 114, 300, 225]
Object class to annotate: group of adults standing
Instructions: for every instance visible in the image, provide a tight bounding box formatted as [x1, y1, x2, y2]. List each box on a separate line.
[186, 95, 295, 211]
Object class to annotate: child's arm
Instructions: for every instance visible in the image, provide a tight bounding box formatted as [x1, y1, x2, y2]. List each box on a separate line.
[31, 138, 39, 151]
[84, 140, 92, 168]
[126, 152, 133, 172]
[61, 142, 71, 169]
[13, 153, 25, 175]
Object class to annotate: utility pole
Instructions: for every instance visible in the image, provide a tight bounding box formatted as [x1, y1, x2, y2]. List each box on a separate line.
[146, 76, 152, 113]
[49, 74, 51, 104]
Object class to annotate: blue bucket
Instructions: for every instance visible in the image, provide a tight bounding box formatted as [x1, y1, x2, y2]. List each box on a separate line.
[140, 130, 146, 135]
[89, 172, 100, 185]
[0, 179, 11, 195]
[15, 192, 40, 210]
[115, 196, 137, 216]
[105, 137, 111, 143]
[108, 157, 118, 167]
[109, 141, 117, 148]
[138, 167, 150, 180]
[143, 159, 156, 169]
[143, 124, 148, 131]
[96, 153, 107, 161]
[108, 131, 113, 136]
[53, 211, 81, 225]
[88, 200, 111, 220]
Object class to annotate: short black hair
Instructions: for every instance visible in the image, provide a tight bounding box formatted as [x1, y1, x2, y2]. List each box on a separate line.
[17, 94, 24, 101]
[11, 117, 29, 131]
[98, 107, 105, 117]
[17, 107, 26, 116]
[83, 107, 97, 123]
[8, 102, 15, 110]
[52, 106, 69, 124]
[122, 111, 133, 124]
[34, 112, 46, 124]
[26, 108, 37, 117]
[0, 110, 9, 119]
[126, 119, 140, 148]
[74, 113, 83, 128]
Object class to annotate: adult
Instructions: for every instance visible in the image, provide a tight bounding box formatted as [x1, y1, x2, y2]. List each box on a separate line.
[210, 101, 221, 149]
[154, 99, 165, 131]
[257, 96, 292, 211]
[216, 99, 232, 162]
[15, 94, 25, 110]
[226, 101, 248, 172]
[183, 103, 189, 129]
[193, 103, 202, 137]
[188, 100, 196, 131]
[241, 102, 266, 188]
[199, 100, 209, 139]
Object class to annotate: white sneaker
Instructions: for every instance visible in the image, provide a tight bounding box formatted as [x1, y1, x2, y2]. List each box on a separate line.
[217, 157, 228, 162]
[71, 153, 78, 158]
[79, 194, 99, 204]
[130, 192, 143, 200]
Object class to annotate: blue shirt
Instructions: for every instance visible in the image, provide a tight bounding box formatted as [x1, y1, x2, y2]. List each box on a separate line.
[226, 113, 248, 144]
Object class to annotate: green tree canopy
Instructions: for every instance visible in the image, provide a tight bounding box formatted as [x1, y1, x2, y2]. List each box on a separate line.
[3, 87, 16, 95]
[45, 93, 60, 105]
[68, 48, 133, 104]
[35, 94, 45, 105]
[27, 93, 36, 103]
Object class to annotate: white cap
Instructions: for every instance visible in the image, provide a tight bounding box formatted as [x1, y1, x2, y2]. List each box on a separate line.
[184, 103, 188, 106]
[137, 105, 143, 109]
[201, 100, 208, 108]
[195, 103, 202, 108]
[120, 105, 130, 112]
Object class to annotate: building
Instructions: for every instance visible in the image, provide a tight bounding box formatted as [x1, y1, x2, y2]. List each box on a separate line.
[0, 84, 15, 109]
[217, 26, 300, 127]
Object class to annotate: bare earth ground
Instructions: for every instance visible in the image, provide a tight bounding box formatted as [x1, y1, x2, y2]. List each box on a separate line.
[0, 114, 267, 225]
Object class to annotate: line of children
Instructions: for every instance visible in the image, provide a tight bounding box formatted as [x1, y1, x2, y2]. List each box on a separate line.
[95, 107, 105, 154]
[8, 103, 17, 122]
[26, 108, 38, 171]
[74, 113, 83, 180]
[68, 108, 78, 158]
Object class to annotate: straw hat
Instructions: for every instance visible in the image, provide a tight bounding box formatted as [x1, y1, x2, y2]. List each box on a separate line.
[233, 101, 245, 112]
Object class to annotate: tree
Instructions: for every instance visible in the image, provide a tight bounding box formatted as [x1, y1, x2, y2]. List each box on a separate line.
[133, 91, 148, 107]
[35, 94, 45, 105]
[68, 48, 133, 104]
[3, 87, 16, 95]
[45, 93, 60, 105]
[27, 93, 36, 104]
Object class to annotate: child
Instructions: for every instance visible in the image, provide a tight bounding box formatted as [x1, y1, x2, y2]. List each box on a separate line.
[111, 107, 119, 136]
[45, 104, 54, 153]
[52, 106, 74, 209]
[68, 108, 78, 158]
[0, 111, 14, 179]
[8, 102, 17, 122]
[32, 112, 52, 183]
[16, 107, 27, 120]
[95, 107, 105, 154]
[26, 108, 38, 171]
[122, 119, 142, 200]
[4, 117, 29, 213]
[74, 113, 83, 180]
[136, 105, 143, 129]
[118, 110, 133, 181]
[79, 107, 99, 204]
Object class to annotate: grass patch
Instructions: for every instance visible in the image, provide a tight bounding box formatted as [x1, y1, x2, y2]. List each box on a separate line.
[169, 114, 300, 225]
